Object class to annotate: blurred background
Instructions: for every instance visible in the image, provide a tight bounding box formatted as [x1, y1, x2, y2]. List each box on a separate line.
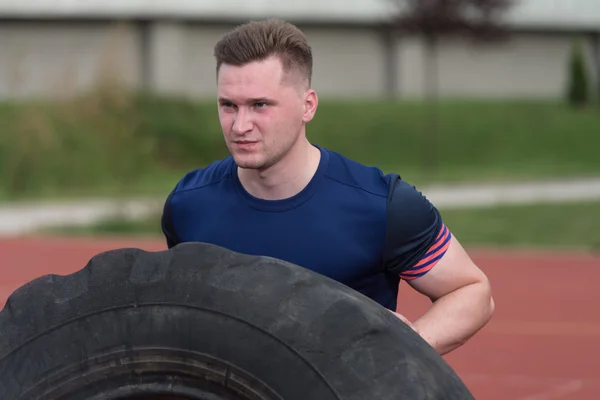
[0, 0, 599, 250]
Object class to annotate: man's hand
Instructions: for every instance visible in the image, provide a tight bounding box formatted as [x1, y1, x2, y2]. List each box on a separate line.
[390, 310, 418, 333]
[389, 311, 443, 350]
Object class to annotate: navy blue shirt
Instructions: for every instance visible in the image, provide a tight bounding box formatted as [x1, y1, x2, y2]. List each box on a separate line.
[161, 145, 452, 310]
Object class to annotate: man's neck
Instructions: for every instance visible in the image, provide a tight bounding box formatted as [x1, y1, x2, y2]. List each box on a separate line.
[237, 139, 321, 201]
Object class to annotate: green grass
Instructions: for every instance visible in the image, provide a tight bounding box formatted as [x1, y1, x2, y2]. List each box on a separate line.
[1, 86, 600, 202]
[439, 201, 600, 251]
[306, 97, 600, 183]
[46, 201, 600, 251]
[46, 216, 165, 238]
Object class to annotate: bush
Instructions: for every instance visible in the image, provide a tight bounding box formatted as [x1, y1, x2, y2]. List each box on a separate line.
[566, 38, 591, 108]
[0, 85, 231, 200]
[0, 85, 161, 198]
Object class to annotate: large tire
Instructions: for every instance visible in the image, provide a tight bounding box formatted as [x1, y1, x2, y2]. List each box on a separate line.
[0, 242, 474, 400]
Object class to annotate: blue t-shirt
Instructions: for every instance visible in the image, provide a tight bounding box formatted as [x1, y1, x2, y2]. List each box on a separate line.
[161, 145, 452, 310]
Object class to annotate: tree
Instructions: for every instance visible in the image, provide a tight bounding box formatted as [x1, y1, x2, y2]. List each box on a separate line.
[389, 0, 516, 176]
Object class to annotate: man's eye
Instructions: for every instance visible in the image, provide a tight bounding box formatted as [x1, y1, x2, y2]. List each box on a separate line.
[255, 102, 267, 108]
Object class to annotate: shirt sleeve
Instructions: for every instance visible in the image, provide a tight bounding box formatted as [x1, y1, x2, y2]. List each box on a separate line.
[383, 174, 452, 280]
[161, 189, 180, 249]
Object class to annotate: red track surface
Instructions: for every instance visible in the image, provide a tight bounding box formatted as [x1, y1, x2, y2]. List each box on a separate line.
[1, 235, 599, 399]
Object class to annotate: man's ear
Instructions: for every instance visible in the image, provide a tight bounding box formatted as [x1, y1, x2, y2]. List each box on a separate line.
[303, 89, 318, 123]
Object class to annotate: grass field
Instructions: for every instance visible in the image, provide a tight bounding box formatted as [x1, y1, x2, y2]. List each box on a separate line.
[1, 89, 599, 202]
[440, 201, 600, 251]
[45, 200, 600, 251]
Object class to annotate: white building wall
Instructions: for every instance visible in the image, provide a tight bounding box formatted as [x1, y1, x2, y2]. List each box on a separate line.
[0, 21, 141, 100]
[0, 20, 597, 101]
[304, 27, 387, 98]
[396, 33, 596, 99]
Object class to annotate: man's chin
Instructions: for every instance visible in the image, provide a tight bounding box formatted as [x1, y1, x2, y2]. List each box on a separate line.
[232, 154, 265, 170]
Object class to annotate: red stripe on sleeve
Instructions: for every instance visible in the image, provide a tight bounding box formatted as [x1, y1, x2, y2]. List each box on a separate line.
[400, 224, 452, 280]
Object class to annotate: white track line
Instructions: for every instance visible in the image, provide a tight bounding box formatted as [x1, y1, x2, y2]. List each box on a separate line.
[424, 177, 600, 209]
[2, 177, 600, 235]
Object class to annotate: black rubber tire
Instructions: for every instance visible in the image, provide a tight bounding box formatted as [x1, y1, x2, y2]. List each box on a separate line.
[0, 242, 474, 400]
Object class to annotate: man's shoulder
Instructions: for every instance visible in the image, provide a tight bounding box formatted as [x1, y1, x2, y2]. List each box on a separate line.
[320, 146, 429, 206]
[171, 156, 234, 195]
[321, 146, 395, 199]
[160, 157, 234, 248]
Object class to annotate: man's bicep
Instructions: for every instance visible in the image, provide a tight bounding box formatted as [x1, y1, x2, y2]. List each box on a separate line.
[382, 177, 487, 299]
[407, 235, 490, 301]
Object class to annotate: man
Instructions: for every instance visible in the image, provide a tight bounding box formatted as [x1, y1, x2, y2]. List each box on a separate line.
[161, 18, 494, 355]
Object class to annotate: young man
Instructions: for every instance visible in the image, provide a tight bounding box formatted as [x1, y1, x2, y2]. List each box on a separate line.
[161, 18, 494, 355]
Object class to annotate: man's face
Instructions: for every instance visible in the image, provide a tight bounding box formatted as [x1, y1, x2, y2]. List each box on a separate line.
[217, 56, 316, 170]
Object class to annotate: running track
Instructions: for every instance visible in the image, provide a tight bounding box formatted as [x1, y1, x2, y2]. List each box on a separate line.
[1, 235, 598, 399]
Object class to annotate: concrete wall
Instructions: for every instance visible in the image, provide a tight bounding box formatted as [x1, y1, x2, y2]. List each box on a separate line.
[0, 21, 142, 99]
[0, 19, 597, 101]
[396, 33, 599, 99]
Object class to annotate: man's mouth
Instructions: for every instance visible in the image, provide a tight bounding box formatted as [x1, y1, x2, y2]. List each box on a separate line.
[233, 140, 259, 150]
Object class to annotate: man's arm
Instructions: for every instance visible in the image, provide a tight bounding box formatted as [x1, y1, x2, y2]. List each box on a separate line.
[406, 235, 494, 355]
[383, 175, 494, 355]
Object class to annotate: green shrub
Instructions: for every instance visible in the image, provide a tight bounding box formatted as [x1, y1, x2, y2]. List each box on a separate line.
[566, 38, 591, 108]
[0, 85, 160, 198]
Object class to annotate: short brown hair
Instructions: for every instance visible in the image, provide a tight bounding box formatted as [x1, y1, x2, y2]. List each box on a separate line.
[213, 18, 313, 85]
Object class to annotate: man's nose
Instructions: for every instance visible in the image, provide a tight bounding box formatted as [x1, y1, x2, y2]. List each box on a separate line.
[232, 108, 253, 134]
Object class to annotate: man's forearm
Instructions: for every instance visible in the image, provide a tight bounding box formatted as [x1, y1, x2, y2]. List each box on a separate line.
[413, 280, 494, 355]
